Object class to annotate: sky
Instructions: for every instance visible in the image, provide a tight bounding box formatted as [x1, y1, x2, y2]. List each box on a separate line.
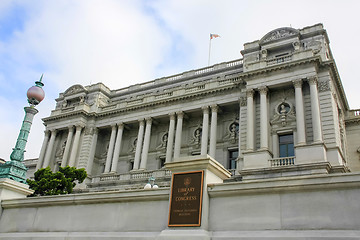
[0, 0, 359, 160]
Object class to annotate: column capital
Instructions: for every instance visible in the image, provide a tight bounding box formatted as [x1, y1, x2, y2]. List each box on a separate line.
[292, 79, 303, 88]
[50, 129, 57, 134]
[169, 112, 176, 120]
[75, 124, 85, 130]
[67, 125, 74, 130]
[308, 76, 318, 85]
[145, 117, 152, 124]
[210, 104, 219, 113]
[44, 130, 50, 136]
[239, 96, 247, 107]
[201, 106, 209, 113]
[138, 118, 145, 126]
[246, 89, 254, 98]
[176, 111, 184, 118]
[117, 122, 124, 128]
[258, 86, 268, 95]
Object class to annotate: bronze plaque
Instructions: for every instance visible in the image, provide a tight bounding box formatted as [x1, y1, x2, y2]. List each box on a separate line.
[168, 170, 204, 227]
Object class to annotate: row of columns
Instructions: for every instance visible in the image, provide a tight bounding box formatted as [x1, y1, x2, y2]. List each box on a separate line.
[245, 77, 323, 152]
[36, 125, 84, 170]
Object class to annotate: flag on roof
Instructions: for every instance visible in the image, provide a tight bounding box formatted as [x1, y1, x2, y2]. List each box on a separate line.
[210, 33, 220, 39]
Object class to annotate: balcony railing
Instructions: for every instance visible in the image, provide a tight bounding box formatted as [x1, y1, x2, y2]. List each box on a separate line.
[92, 168, 172, 183]
[269, 157, 295, 167]
[266, 55, 292, 66]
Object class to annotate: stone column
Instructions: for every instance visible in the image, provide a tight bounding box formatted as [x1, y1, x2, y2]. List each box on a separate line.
[86, 128, 98, 174]
[36, 130, 50, 170]
[165, 113, 176, 163]
[246, 89, 255, 151]
[140, 118, 152, 169]
[104, 124, 117, 173]
[110, 123, 124, 173]
[173, 111, 184, 159]
[308, 77, 323, 143]
[259, 86, 269, 150]
[42, 129, 57, 168]
[272, 132, 279, 158]
[61, 125, 74, 167]
[209, 105, 218, 157]
[133, 119, 145, 170]
[238, 97, 246, 157]
[293, 79, 306, 145]
[201, 106, 209, 155]
[68, 125, 83, 167]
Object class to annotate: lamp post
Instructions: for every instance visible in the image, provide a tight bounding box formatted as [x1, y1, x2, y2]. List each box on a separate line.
[0, 75, 45, 183]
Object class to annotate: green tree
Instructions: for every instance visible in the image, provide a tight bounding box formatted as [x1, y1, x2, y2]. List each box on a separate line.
[27, 166, 87, 197]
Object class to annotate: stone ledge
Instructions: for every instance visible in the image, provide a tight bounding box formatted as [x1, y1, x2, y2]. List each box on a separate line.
[207, 172, 360, 197]
[1, 187, 170, 209]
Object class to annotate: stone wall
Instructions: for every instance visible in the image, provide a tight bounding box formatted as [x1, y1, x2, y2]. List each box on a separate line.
[1, 173, 360, 239]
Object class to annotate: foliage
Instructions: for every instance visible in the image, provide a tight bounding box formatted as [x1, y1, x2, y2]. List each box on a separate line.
[27, 166, 87, 197]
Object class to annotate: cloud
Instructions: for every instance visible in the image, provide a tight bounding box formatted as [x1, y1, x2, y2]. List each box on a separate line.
[1, 0, 360, 160]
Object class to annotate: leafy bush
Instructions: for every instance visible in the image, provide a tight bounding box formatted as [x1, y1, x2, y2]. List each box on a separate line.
[27, 166, 87, 197]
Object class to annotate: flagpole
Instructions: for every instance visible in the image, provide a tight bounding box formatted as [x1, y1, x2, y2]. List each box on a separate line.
[208, 36, 212, 66]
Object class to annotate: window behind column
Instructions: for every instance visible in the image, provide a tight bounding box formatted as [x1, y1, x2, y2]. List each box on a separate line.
[279, 134, 294, 157]
[228, 149, 238, 170]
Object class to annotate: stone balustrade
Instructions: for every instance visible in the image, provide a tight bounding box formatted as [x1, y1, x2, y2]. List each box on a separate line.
[92, 168, 172, 183]
[266, 54, 293, 66]
[269, 157, 295, 167]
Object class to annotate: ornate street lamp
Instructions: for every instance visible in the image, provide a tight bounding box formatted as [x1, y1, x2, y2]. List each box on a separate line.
[0, 75, 45, 183]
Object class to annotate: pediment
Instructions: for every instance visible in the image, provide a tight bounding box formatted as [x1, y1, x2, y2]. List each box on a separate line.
[259, 27, 299, 45]
[64, 84, 87, 96]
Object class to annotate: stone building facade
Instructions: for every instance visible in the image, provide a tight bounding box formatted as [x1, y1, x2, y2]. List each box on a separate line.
[2, 23, 360, 240]
[26, 23, 360, 190]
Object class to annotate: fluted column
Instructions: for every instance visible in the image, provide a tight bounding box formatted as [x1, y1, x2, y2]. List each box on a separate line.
[308, 77, 323, 143]
[246, 89, 255, 151]
[104, 124, 117, 173]
[110, 123, 124, 173]
[201, 106, 209, 155]
[293, 79, 306, 145]
[61, 126, 74, 167]
[173, 111, 184, 159]
[36, 130, 50, 170]
[259, 86, 269, 150]
[68, 125, 83, 167]
[42, 129, 57, 168]
[140, 118, 152, 169]
[86, 128, 98, 174]
[209, 105, 218, 157]
[165, 113, 176, 163]
[133, 119, 145, 170]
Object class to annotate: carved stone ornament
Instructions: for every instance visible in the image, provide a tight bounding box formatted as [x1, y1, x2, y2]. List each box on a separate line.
[55, 140, 66, 157]
[271, 101, 296, 127]
[239, 97, 247, 107]
[64, 84, 87, 96]
[223, 121, 239, 143]
[260, 27, 299, 44]
[190, 126, 202, 148]
[156, 132, 168, 150]
[318, 80, 331, 92]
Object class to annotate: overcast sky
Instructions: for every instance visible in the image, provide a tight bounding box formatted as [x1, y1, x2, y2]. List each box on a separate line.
[0, 0, 359, 160]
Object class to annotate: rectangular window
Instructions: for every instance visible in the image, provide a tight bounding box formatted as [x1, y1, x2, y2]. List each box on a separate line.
[159, 157, 166, 169]
[279, 134, 294, 157]
[228, 150, 238, 169]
